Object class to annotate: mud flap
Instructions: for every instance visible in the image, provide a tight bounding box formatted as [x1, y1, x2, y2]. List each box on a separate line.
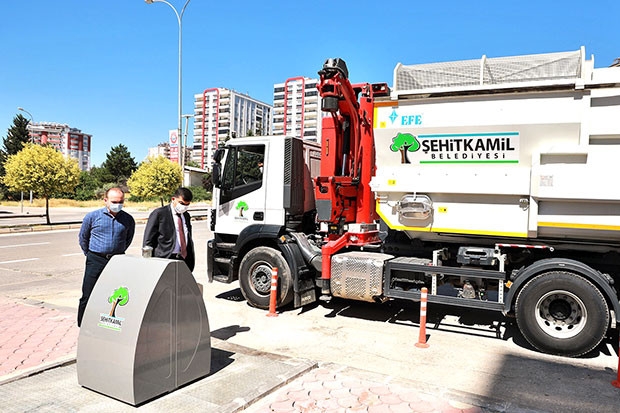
[279, 238, 318, 308]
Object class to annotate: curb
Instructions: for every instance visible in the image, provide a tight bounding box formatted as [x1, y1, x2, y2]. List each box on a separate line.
[0, 356, 76, 387]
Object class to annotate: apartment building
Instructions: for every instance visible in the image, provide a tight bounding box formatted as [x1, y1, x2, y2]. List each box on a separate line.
[27, 122, 91, 171]
[272, 77, 321, 142]
[147, 141, 192, 165]
[193, 88, 272, 170]
[147, 142, 170, 159]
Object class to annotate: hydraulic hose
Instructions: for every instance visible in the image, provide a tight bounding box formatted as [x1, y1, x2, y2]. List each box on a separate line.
[291, 232, 322, 273]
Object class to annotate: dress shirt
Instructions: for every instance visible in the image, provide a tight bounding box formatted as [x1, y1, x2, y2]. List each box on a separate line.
[79, 207, 135, 255]
[171, 204, 188, 254]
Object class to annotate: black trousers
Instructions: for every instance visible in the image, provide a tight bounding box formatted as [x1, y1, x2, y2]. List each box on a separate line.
[77, 252, 109, 327]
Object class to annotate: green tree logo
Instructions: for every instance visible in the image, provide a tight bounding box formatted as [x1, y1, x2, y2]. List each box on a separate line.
[390, 133, 420, 164]
[236, 201, 249, 217]
[108, 286, 129, 317]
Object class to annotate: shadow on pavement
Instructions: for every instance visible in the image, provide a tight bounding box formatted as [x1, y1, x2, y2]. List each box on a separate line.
[211, 325, 251, 341]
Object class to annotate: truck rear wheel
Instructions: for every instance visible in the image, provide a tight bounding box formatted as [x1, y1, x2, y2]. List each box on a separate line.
[515, 271, 609, 357]
[238, 246, 294, 309]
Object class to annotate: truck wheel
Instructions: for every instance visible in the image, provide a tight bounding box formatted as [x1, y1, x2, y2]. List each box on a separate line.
[515, 271, 609, 357]
[238, 247, 294, 309]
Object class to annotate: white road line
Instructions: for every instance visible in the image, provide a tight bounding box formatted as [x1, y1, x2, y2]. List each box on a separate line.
[0, 242, 50, 249]
[62, 253, 84, 257]
[0, 258, 40, 264]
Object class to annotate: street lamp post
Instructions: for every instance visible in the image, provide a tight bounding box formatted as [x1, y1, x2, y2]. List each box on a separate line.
[145, 0, 191, 168]
[17, 107, 33, 135]
[17, 107, 34, 209]
[181, 113, 194, 170]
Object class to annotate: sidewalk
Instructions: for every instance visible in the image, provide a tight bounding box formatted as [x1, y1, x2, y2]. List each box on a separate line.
[0, 297, 514, 412]
[0, 298, 78, 385]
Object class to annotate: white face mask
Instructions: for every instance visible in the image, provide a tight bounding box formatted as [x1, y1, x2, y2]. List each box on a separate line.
[109, 203, 123, 213]
[174, 203, 189, 214]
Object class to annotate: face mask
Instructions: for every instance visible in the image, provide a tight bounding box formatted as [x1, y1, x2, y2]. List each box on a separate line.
[174, 203, 189, 214]
[109, 203, 123, 213]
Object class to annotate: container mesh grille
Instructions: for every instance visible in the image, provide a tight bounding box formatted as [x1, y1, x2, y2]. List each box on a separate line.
[395, 49, 582, 91]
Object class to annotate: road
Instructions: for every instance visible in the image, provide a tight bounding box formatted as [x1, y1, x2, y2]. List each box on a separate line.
[2, 222, 620, 412]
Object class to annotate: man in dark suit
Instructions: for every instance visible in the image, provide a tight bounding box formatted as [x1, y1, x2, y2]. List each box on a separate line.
[143, 187, 195, 271]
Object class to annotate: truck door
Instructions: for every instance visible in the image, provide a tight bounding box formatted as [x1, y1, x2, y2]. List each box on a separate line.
[214, 144, 266, 235]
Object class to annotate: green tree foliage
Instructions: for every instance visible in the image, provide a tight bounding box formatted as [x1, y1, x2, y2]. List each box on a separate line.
[90, 165, 115, 186]
[69, 166, 117, 201]
[127, 156, 182, 206]
[0, 114, 31, 199]
[186, 185, 211, 201]
[102, 144, 137, 184]
[74, 170, 101, 200]
[3, 144, 80, 224]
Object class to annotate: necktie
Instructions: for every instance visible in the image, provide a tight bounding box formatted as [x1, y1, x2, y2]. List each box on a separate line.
[177, 214, 187, 258]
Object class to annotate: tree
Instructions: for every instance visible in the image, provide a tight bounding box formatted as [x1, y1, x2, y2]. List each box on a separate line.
[186, 159, 199, 168]
[0, 114, 31, 198]
[3, 144, 80, 224]
[74, 170, 101, 200]
[101, 144, 137, 184]
[89, 165, 115, 187]
[127, 156, 182, 206]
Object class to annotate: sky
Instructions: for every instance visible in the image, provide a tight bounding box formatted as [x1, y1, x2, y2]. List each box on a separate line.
[1, 0, 618, 167]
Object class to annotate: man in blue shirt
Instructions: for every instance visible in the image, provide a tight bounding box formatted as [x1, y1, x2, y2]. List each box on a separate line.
[77, 187, 135, 326]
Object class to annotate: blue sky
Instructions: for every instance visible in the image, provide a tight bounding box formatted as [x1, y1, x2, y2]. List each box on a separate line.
[1, 0, 618, 167]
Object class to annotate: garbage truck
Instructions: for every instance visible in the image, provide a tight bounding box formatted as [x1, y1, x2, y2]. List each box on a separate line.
[207, 47, 620, 357]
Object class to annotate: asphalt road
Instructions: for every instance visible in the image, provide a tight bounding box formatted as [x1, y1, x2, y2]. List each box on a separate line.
[2, 221, 620, 412]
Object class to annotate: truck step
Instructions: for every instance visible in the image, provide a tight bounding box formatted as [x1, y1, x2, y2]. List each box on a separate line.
[215, 243, 235, 252]
[213, 274, 233, 283]
[214, 257, 231, 265]
[386, 287, 504, 311]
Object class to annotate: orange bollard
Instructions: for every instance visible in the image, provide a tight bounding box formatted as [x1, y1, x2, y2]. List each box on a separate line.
[612, 333, 620, 388]
[415, 287, 429, 348]
[266, 267, 278, 317]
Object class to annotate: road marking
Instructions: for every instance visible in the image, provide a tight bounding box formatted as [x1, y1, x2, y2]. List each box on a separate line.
[62, 253, 83, 257]
[0, 242, 50, 249]
[0, 258, 39, 264]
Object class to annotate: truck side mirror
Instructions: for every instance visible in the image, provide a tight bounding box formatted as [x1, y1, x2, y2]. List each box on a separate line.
[212, 148, 224, 188]
[212, 162, 221, 188]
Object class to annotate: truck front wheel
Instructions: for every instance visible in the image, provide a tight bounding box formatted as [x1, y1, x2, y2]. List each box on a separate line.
[238, 247, 294, 309]
[515, 271, 609, 357]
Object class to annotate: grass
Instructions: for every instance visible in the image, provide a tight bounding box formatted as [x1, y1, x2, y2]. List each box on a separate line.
[1, 198, 212, 209]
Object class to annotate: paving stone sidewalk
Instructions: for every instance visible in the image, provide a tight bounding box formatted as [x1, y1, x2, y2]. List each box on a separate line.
[0, 297, 508, 412]
[246, 364, 499, 413]
[0, 297, 78, 385]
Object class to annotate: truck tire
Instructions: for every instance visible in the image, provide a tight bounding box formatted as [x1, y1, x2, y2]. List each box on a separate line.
[515, 271, 609, 357]
[238, 246, 294, 309]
